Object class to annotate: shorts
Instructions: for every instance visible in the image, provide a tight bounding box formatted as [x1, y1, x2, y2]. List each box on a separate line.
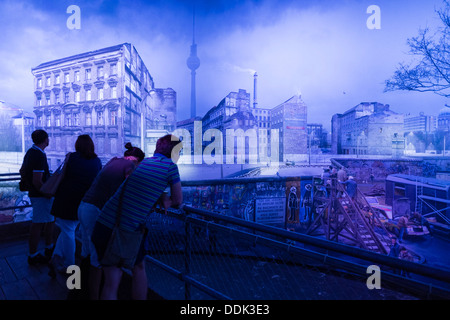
[91, 221, 147, 268]
[78, 201, 102, 268]
[30, 197, 55, 223]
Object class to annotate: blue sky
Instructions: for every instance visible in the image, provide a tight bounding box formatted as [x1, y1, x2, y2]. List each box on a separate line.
[0, 0, 448, 130]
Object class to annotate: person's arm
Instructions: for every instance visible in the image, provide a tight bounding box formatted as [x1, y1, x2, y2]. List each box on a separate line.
[161, 181, 183, 212]
[32, 171, 45, 190]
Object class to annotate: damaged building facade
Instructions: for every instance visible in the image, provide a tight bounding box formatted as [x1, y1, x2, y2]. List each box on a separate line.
[177, 89, 308, 164]
[31, 43, 176, 169]
[332, 102, 404, 157]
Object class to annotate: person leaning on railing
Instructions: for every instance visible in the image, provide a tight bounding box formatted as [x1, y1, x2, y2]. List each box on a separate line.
[77, 142, 145, 300]
[91, 134, 183, 300]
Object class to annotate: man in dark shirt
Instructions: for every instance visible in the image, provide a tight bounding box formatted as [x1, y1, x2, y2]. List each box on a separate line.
[339, 176, 357, 200]
[22, 130, 55, 265]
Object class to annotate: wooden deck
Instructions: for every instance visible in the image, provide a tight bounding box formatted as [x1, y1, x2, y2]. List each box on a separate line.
[0, 236, 69, 300]
[0, 232, 164, 300]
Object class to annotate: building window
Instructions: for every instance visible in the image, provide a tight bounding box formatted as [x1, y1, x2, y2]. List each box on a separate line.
[73, 113, 80, 126]
[75, 71, 80, 82]
[75, 91, 80, 102]
[98, 88, 104, 100]
[37, 78, 42, 88]
[111, 87, 117, 99]
[85, 112, 92, 126]
[110, 110, 118, 125]
[97, 111, 104, 125]
[65, 113, 72, 126]
[64, 92, 69, 103]
[85, 69, 91, 80]
[46, 96, 51, 105]
[65, 73, 70, 83]
[125, 73, 131, 88]
[55, 94, 60, 104]
[55, 74, 60, 84]
[46, 116, 51, 127]
[37, 116, 42, 127]
[111, 63, 117, 75]
[86, 89, 91, 101]
[46, 77, 51, 87]
[98, 66, 104, 78]
[55, 114, 61, 127]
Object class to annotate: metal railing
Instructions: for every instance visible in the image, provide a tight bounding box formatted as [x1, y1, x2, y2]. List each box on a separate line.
[2, 172, 450, 299]
[144, 206, 450, 300]
[0, 173, 32, 223]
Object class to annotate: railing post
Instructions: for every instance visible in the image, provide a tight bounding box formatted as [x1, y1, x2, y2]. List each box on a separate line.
[184, 216, 192, 300]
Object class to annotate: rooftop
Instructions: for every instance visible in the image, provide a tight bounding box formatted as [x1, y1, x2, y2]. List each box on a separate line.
[32, 43, 130, 72]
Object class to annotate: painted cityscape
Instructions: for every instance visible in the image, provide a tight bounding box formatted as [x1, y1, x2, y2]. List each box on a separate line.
[0, 0, 449, 303]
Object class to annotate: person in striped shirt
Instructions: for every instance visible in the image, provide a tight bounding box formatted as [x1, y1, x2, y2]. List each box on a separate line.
[92, 134, 183, 300]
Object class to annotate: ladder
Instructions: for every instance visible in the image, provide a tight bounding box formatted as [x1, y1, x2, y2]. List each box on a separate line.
[336, 196, 386, 253]
[415, 181, 423, 214]
[306, 178, 390, 254]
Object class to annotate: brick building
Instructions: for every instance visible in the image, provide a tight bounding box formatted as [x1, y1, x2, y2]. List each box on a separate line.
[270, 95, 308, 162]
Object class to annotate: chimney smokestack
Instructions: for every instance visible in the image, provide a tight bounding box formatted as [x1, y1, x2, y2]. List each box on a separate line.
[253, 72, 258, 109]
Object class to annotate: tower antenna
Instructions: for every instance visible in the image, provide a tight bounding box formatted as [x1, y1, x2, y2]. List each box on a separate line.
[186, 2, 200, 118]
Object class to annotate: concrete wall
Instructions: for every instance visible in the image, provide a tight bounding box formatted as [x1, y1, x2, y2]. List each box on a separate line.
[333, 157, 450, 182]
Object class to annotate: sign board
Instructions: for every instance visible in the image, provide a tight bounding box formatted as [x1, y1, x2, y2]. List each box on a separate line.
[255, 197, 286, 226]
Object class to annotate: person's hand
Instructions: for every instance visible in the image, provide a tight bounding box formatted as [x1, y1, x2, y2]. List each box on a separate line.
[161, 193, 171, 215]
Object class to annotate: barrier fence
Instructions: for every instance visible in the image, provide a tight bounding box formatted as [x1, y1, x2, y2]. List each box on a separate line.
[144, 206, 450, 300]
[1, 173, 450, 299]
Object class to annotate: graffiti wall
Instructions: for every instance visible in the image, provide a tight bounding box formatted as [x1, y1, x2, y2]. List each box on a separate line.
[182, 177, 313, 231]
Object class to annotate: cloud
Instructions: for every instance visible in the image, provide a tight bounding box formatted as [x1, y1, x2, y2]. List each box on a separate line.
[0, 0, 448, 130]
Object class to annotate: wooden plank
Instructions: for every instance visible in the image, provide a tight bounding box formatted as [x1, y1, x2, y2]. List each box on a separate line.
[27, 272, 68, 300]
[6, 255, 42, 280]
[0, 240, 29, 258]
[0, 258, 17, 285]
[2, 278, 38, 300]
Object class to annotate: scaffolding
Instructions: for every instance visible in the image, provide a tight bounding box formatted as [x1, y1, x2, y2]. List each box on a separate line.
[306, 177, 391, 254]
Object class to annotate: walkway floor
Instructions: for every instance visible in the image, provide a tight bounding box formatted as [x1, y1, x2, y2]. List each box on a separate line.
[0, 236, 68, 300]
[0, 236, 164, 300]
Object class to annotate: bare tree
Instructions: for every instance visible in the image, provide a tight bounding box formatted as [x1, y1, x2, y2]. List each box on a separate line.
[385, 0, 450, 98]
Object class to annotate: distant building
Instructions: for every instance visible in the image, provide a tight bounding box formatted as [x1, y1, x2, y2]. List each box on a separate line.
[0, 100, 34, 152]
[438, 105, 450, 132]
[31, 43, 176, 169]
[269, 95, 308, 162]
[404, 112, 436, 133]
[202, 89, 259, 163]
[176, 89, 309, 163]
[251, 107, 271, 130]
[307, 123, 328, 149]
[332, 102, 404, 156]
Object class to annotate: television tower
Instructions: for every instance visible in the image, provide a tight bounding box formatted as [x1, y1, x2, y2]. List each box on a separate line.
[186, 7, 200, 118]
